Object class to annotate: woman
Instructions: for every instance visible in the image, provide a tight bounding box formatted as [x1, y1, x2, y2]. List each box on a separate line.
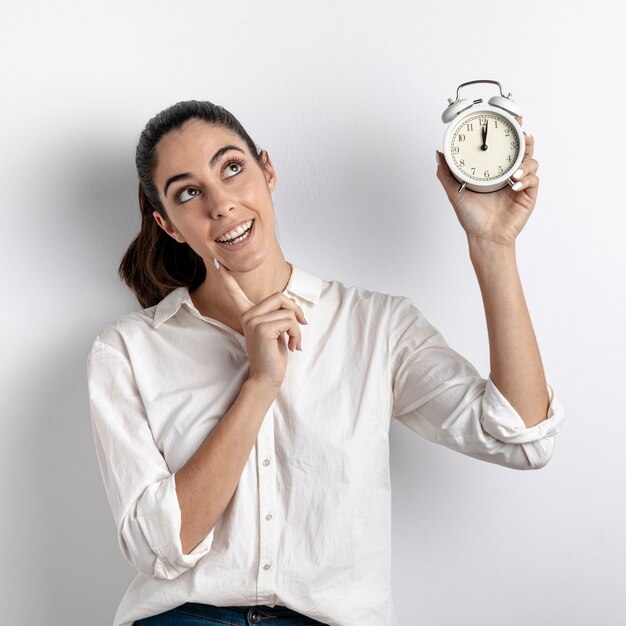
[87, 100, 564, 626]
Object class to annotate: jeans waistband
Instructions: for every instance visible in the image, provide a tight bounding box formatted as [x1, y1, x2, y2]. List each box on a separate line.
[169, 602, 328, 625]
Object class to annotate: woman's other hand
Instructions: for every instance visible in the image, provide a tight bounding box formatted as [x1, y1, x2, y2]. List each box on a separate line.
[435, 117, 538, 248]
[212, 259, 308, 390]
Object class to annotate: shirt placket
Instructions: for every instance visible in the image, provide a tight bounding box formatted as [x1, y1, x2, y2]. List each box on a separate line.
[255, 399, 278, 605]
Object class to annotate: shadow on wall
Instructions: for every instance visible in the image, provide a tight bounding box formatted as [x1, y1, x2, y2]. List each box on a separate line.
[64, 135, 142, 296]
[24, 135, 142, 623]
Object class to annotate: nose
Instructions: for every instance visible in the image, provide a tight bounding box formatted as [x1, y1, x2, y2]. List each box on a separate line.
[203, 183, 236, 218]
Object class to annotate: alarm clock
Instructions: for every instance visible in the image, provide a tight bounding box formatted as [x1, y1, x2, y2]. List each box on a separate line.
[441, 79, 525, 194]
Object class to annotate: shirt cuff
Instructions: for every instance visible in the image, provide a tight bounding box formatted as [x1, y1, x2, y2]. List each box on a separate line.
[480, 374, 565, 444]
[136, 473, 214, 580]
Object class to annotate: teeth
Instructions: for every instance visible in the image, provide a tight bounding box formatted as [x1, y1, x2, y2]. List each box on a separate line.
[216, 220, 253, 242]
[222, 228, 252, 245]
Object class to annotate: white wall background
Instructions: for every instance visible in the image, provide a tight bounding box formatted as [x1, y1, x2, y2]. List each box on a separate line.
[1, 1, 624, 624]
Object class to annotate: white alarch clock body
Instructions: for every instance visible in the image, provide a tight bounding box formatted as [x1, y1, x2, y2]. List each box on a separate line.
[442, 80, 525, 194]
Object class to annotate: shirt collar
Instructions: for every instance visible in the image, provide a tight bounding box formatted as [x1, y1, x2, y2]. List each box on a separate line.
[152, 263, 323, 329]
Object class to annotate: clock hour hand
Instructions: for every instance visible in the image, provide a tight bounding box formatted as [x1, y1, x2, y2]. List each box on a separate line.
[481, 120, 488, 151]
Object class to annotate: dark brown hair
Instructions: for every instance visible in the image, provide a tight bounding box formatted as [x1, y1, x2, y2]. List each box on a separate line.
[119, 100, 265, 308]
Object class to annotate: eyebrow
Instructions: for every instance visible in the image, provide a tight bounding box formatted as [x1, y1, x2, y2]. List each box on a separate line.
[163, 145, 245, 197]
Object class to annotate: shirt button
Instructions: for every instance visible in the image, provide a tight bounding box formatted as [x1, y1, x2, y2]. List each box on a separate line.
[265, 513, 273, 521]
[262, 458, 271, 466]
[263, 563, 271, 570]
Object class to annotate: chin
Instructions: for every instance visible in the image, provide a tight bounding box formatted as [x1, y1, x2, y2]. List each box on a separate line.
[214, 249, 270, 274]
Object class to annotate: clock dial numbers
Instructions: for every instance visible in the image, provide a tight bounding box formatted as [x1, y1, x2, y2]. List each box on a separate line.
[449, 113, 519, 182]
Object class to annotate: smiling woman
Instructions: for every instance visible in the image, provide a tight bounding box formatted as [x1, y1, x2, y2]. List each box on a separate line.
[88, 99, 565, 626]
[119, 101, 280, 310]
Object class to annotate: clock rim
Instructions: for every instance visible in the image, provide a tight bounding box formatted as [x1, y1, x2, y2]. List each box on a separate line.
[442, 104, 526, 192]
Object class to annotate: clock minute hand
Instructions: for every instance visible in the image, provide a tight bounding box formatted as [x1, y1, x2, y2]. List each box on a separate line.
[481, 120, 488, 151]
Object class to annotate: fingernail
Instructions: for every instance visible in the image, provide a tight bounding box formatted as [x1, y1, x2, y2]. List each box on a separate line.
[303, 314, 309, 324]
[524, 131, 533, 140]
[512, 181, 523, 191]
[213, 257, 220, 270]
[512, 168, 524, 180]
[435, 150, 440, 166]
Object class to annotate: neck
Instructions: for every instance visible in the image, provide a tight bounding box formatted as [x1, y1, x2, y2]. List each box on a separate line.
[190, 243, 292, 323]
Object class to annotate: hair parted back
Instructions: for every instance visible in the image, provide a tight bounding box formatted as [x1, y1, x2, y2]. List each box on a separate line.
[119, 100, 264, 308]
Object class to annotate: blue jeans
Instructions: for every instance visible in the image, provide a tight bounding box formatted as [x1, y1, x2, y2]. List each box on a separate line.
[133, 602, 329, 625]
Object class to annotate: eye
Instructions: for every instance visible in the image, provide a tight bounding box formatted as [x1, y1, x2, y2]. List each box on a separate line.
[175, 187, 201, 204]
[224, 156, 246, 178]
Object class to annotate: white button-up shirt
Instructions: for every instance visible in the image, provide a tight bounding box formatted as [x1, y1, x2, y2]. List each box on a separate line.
[87, 264, 565, 626]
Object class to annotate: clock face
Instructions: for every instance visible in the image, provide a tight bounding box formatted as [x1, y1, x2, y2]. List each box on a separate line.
[449, 111, 520, 182]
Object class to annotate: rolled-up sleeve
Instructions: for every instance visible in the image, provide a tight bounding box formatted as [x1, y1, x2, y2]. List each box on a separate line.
[87, 337, 214, 580]
[389, 296, 565, 469]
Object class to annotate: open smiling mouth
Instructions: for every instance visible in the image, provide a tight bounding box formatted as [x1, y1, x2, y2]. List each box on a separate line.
[215, 219, 255, 246]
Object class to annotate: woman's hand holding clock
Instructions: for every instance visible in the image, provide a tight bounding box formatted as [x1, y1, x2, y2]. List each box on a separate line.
[213, 259, 308, 390]
[436, 117, 538, 248]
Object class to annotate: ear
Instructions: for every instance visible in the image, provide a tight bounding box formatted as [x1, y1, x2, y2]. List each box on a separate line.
[152, 211, 186, 243]
[259, 150, 277, 193]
